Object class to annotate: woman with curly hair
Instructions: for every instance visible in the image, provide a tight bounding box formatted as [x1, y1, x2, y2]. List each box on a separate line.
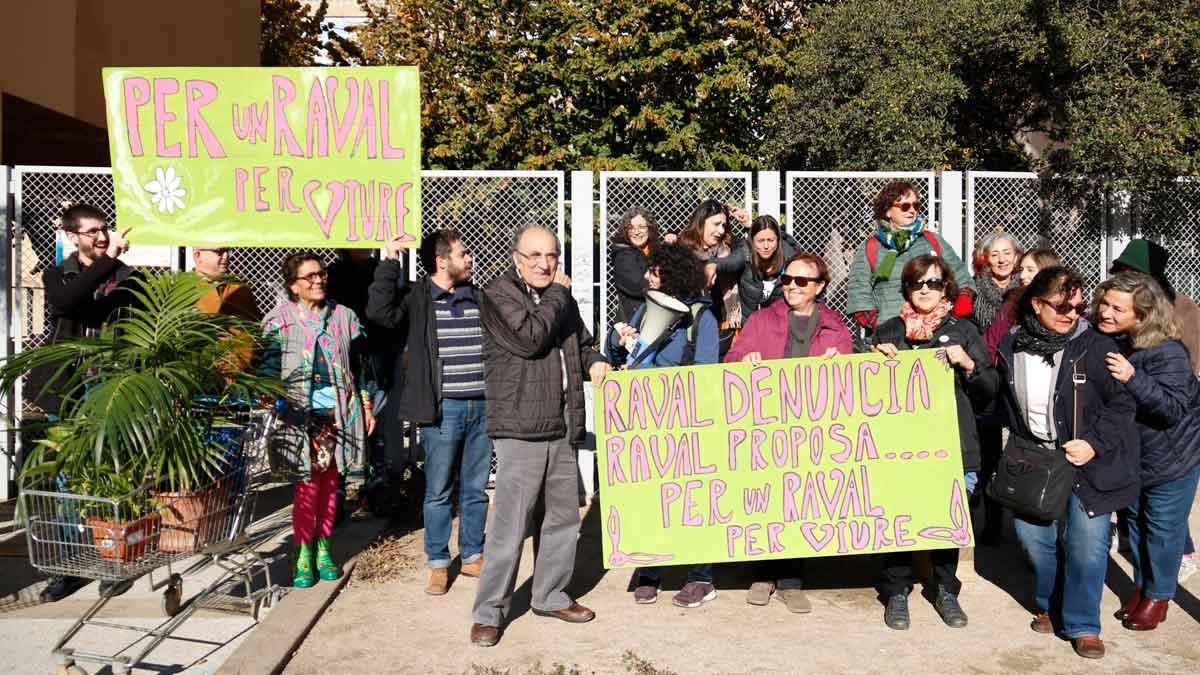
[845, 180, 975, 334]
[610, 206, 662, 324]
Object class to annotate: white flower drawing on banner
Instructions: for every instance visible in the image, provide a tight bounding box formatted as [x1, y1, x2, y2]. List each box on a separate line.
[144, 166, 187, 215]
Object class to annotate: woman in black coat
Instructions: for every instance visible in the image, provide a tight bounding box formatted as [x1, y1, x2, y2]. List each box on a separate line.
[994, 266, 1139, 660]
[714, 215, 799, 320]
[871, 255, 998, 632]
[610, 206, 662, 324]
[1093, 272, 1200, 632]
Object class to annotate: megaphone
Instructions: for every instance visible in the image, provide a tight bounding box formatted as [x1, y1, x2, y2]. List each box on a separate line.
[627, 290, 690, 364]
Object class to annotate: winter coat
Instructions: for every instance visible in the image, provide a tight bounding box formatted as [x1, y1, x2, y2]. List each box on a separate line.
[1125, 340, 1200, 486]
[845, 231, 974, 328]
[724, 300, 853, 363]
[606, 297, 720, 368]
[478, 267, 606, 445]
[715, 233, 800, 320]
[874, 314, 999, 474]
[996, 322, 1141, 516]
[611, 243, 650, 325]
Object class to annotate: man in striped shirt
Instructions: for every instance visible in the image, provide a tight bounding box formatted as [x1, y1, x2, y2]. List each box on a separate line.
[367, 229, 492, 596]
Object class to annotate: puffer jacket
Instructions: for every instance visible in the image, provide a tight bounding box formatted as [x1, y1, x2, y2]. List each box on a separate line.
[724, 300, 853, 363]
[1126, 339, 1200, 486]
[996, 322, 1141, 516]
[874, 313, 999, 474]
[845, 230, 975, 329]
[479, 267, 606, 445]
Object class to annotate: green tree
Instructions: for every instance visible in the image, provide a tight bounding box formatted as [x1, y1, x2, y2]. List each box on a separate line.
[762, 0, 1039, 171]
[1035, 1, 1200, 234]
[261, 0, 330, 67]
[352, 0, 813, 170]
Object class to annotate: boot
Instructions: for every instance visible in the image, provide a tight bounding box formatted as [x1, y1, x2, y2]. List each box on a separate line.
[315, 537, 341, 581]
[1114, 588, 1142, 620]
[1122, 597, 1169, 631]
[884, 593, 910, 630]
[293, 543, 315, 588]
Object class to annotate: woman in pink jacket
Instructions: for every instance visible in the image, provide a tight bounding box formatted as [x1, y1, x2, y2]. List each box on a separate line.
[724, 252, 852, 614]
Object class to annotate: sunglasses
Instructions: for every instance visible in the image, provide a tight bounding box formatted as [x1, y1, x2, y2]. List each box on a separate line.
[892, 201, 919, 212]
[1038, 298, 1087, 316]
[903, 278, 946, 291]
[781, 274, 822, 287]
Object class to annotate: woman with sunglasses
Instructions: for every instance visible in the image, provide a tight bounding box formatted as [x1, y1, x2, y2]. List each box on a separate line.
[1092, 272, 1200, 632]
[263, 252, 376, 589]
[714, 215, 800, 322]
[846, 181, 975, 335]
[610, 206, 662, 324]
[724, 252, 852, 614]
[870, 255, 998, 631]
[994, 267, 1138, 659]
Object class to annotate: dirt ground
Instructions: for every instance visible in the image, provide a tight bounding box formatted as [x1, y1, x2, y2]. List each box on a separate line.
[286, 498, 1200, 675]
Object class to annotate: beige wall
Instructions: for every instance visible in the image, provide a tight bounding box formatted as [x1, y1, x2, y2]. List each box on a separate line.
[0, 0, 259, 128]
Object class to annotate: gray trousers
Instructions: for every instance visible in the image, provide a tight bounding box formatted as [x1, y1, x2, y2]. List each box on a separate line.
[472, 436, 579, 626]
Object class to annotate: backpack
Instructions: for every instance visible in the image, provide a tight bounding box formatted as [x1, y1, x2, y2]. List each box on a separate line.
[865, 231, 942, 284]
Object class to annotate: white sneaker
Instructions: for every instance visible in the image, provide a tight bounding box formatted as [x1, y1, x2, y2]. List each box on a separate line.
[1179, 554, 1198, 584]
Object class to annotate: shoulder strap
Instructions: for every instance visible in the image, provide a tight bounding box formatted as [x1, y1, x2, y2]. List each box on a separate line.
[923, 231, 942, 256]
[1071, 354, 1087, 440]
[866, 236, 880, 272]
[680, 304, 707, 366]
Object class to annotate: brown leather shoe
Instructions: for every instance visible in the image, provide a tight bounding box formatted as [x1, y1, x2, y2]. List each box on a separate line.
[470, 623, 500, 647]
[425, 568, 450, 595]
[1030, 612, 1052, 634]
[1071, 636, 1105, 659]
[1123, 597, 1169, 631]
[1115, 588, 1143, 620]
[531, 601, 595, 623]
[461, 557, 484, 578]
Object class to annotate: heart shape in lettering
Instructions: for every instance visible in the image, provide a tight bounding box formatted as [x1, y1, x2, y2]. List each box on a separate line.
[800, 523, 836, 551]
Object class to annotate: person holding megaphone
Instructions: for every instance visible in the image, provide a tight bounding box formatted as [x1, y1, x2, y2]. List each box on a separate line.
[607, 243, 722, 608]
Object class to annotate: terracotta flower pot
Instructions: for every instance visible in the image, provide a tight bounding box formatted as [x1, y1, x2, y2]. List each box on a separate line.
[87, 512, 161, 562]
[154, 482, 231, 552]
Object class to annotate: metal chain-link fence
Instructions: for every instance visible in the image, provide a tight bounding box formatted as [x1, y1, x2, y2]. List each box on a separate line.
[966, 171, 1107, 292]
[598, 172, 752, 339]
[1132, 179, 1200, 301]
[784, 172, 937, 325]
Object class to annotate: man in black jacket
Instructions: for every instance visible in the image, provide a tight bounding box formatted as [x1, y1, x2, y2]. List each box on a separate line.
[38, 203, 136, 602]
[367, 229, 492, 596]
[468, 226, 610, 647]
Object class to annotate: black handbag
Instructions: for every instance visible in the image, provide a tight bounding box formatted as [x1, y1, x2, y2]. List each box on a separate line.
[987, 356, 1086, 521]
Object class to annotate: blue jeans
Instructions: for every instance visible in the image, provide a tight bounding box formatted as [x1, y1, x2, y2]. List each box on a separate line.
[1127, 465, 1200, 600]
[636, 564, 713, 585]
[419, 398, 491, 568]
[1013, 493, 1113, 638]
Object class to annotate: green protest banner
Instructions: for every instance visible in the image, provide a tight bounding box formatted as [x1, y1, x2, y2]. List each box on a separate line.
[596, 351, 973, 569]
[102, 66, 421, 248]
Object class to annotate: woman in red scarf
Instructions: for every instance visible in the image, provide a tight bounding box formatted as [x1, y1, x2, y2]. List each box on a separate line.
[870, 255, 998, 631]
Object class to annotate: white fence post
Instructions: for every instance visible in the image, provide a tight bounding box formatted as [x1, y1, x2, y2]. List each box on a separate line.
[939, 171, 964, 257]
[570, 170, 598, 502]
[757, 171, 781, 220]
[1, 165, 10, 500]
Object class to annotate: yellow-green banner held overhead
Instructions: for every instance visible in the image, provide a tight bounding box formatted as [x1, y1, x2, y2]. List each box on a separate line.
[102, 67, 421, 248]
[596, 351, 973, 569]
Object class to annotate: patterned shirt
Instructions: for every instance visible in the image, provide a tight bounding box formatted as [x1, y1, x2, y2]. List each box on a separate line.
[431, 282, 486, 398]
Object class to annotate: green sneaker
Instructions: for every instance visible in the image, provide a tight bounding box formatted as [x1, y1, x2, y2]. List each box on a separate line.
[293, 543, 315, 588]
[315, 537, 341, 581]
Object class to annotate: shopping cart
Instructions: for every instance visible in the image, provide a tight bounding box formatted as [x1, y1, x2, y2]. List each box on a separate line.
[19, 404, 284, 675]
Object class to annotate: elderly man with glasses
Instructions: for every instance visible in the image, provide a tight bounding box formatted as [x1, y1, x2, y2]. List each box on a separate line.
[469, 225, 610, 647]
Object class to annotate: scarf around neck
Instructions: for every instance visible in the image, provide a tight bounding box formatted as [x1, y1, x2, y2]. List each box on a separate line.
[899, 299, 952, 342]
[875, 217, 926, 253]
[1014, 313, 1073, 365]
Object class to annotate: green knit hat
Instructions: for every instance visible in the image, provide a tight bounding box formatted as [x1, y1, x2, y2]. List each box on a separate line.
[1112, 239, 1169, 276]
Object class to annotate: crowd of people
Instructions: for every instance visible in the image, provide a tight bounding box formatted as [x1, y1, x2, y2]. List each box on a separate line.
[31, 184, 1200, 658]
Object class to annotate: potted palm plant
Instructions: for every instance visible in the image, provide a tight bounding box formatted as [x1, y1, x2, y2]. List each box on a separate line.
[2, 271, 284, 558]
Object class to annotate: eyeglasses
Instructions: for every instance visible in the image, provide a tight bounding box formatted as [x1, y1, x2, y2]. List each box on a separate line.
[73, 227, 111, 239]
[517, 250, 559, 264]
[780, 274, 822, 287]
[903, 278, 946, 291]
[1038, 298, 1087, 316]
[296, 271, 327, 284]
[892, 201, 919, 212]
[627, 224, 649, 233]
